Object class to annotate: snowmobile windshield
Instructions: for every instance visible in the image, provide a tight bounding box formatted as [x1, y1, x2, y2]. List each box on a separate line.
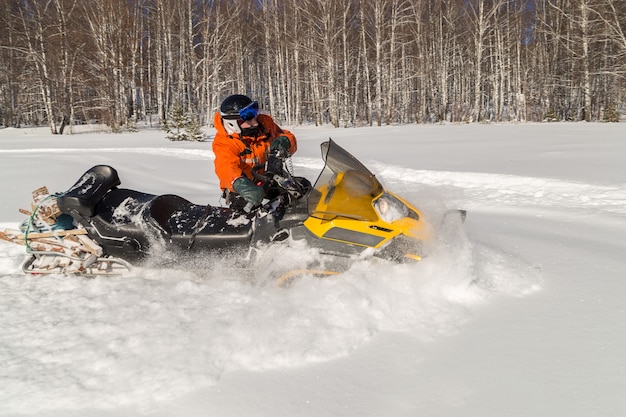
[308, 140, 384, 221]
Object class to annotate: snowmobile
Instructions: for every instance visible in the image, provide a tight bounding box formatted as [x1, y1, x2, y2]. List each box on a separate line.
[1, 139, 462, 281]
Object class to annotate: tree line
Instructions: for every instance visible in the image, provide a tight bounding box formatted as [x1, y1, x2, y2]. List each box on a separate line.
[0, 0, 624, 134]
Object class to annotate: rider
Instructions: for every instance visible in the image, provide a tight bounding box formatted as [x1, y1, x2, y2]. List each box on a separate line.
[212, 94, 297, 210]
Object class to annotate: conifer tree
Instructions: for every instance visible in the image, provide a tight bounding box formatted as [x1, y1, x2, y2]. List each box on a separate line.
[162, 102, 205, 141]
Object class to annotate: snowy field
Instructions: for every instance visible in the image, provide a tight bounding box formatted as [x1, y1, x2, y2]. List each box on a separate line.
[0, 122, 625, 417]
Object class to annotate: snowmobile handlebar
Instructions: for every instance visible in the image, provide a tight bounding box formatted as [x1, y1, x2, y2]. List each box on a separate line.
[251, 165, 271, 183]
[244, 155, 287, 214]
[251, 151, 285, 183]
[249, 152, 306, 212]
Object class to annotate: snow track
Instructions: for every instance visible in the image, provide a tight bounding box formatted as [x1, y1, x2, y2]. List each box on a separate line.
[381, 166, 626, 216]
[296, 157, 626, 217]
[0, 239, 540, 413]
[0, 147, 215, 161]
[6, 147, 625, 216]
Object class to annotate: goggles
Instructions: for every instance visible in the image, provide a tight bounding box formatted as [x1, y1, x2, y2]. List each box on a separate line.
[238, 101, 259, 121]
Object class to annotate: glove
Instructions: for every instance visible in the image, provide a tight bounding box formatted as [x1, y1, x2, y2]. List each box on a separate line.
[270, 136, 290, 153]
[232, 176, 264, 207]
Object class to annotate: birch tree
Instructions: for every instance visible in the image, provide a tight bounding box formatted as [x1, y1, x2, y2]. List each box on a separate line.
[18, 0, 59, 133]
[1, 0, 625, 131]
[0, 0, 24, 127]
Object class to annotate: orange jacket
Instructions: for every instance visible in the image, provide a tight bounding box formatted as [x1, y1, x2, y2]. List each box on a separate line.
[212, 112, 297, 191]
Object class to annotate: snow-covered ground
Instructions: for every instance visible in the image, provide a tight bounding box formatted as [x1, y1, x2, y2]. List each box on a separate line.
[0, 122, 625, 417]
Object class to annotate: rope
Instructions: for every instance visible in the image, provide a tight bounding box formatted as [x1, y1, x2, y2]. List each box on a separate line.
[23, 193, 63, 252]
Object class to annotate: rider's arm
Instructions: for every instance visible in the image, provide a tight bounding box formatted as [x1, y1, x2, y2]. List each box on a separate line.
[212, 139, 247, 192]
[258, 114, 297, 155]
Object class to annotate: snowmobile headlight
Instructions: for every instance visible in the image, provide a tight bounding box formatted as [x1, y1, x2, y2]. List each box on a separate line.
[374, 193, 410, 223]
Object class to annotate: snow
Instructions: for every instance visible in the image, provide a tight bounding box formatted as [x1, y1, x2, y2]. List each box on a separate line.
[1, 122, 625, 416]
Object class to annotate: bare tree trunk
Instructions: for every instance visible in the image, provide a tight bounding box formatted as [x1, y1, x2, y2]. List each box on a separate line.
[155, 1, 166, 122]
[472, 0, 485, 122]
[52, 0, 75, 134]
[19, 2, 58, 134]
[263, 3, 276, 116]
[341, 5, 352, 127]
[580, 0, 592, 121]
[359, 0, 373, 126]
[384, 0, 398, 125]
[373, 1, 385, 126]
[292, 3, 303, 124]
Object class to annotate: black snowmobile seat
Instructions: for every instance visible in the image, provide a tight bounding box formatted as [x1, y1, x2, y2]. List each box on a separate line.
[148, 194, 193, 236]
[165, 204, 254, 250]
[146, 195, 253, 249]
[84, 188, 156, 251]
[57, 165, 121, 218]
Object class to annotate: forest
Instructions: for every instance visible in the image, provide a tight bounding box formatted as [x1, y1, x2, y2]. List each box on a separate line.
[0, 0, 624, 134]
